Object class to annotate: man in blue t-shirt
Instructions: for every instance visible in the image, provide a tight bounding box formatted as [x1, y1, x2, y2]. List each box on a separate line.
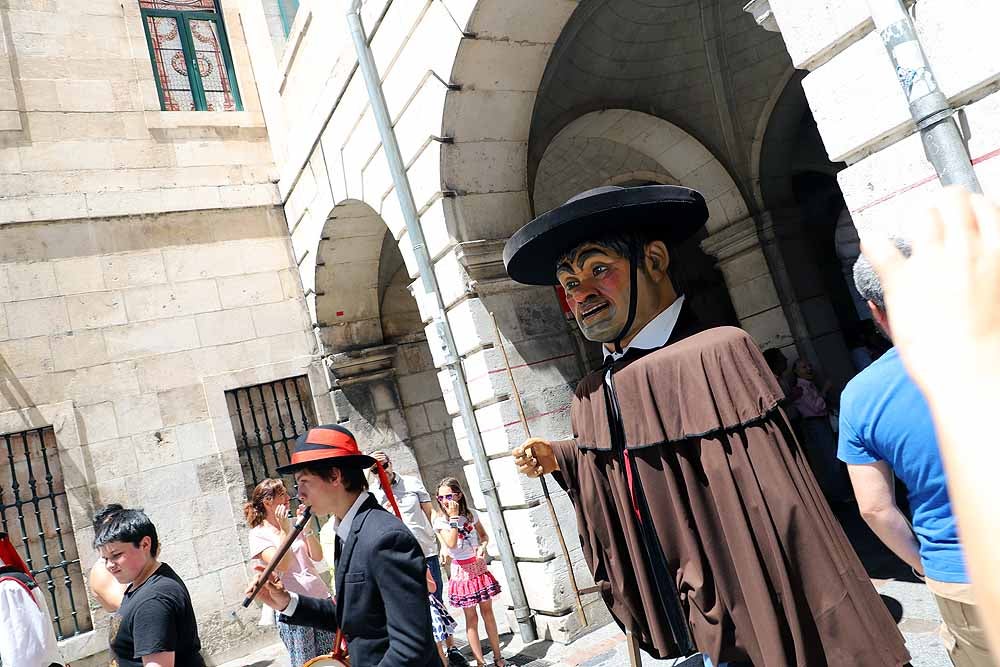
[841, 248, 997, 667]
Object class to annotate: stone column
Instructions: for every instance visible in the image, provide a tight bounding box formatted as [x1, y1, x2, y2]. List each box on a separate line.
[701, 216, 799, 355]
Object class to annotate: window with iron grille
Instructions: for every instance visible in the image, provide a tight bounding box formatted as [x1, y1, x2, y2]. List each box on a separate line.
[1, 427, 92, 640]
[226, 376, 317, 498]
[139, 0, 243, 111]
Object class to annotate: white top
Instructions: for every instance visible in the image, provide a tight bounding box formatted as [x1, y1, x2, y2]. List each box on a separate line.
[333, 491, 372, 543]
[433, 510, 482, 561]
[0, 574, 61, 667]
[603, 295, 685, 363]
[371, 473, 438, 558]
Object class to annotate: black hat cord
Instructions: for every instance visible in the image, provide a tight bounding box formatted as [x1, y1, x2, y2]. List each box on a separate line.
[612, 241, 642, 354]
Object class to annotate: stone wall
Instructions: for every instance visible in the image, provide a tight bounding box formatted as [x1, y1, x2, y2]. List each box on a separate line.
[0, 0, 276, 225]
[0, 206, 323, 664]
[767, 0, 1000, 230]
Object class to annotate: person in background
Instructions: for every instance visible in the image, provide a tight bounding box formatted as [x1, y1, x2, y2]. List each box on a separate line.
[840, 244, 996, 666]
[95, 506, 206, 667]
[368, 451, 468, 667]
[0, 532, 62, 667]
[245, 478, 334, 667]
[247, 425, 439, 667]
[434, 477, 504, 667]
[862, 187, 1000, 659]
[792, 358, 852, 503]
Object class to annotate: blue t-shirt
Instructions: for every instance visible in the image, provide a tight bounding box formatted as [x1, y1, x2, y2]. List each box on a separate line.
[838, 347, 967, 583]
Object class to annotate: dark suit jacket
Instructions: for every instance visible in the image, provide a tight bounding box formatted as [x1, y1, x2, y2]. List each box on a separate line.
[281, 494, 438, 667]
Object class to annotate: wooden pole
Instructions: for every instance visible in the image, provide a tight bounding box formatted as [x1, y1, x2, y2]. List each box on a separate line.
[490, 312, 589, 627]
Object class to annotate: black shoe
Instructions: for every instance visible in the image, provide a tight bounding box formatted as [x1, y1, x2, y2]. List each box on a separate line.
[447, 647, 470, 667]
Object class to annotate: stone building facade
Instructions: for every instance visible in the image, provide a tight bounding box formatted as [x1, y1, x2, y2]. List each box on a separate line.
[0, 0, 326, 664]
[238, 0, 1000, 646]
[3, 0, 1000, 663]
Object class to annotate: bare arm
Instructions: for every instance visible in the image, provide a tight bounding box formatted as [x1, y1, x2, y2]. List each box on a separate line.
[257, 545, 291, 573]
[302, 529, 323, 562]
[420, 501, 433, 524]
[474, 517, 489, 558]
[143, 652, 175, 667]
[848, 462, 922, 573]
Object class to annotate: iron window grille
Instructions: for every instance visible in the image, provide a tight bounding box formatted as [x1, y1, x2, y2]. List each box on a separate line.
[226, 376, 317, 500]
[139, 0, 243, 112]
[1, 427, 92, 640]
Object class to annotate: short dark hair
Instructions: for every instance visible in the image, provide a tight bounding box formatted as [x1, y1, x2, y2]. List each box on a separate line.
[297, 462, 369, 493]
[92, 503, 124, 527]
[93, 507, 159, 556]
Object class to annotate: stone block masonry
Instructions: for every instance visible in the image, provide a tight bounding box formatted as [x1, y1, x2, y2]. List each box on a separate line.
[0, 206, 319, 665]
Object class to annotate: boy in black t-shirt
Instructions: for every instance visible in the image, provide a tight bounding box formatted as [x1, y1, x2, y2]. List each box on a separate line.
[93, 507, 205, 667]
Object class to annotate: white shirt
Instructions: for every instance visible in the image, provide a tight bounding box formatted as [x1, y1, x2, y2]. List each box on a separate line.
[333, 491, 371, 544]
[282, 491, 370, 617]
[603, 296, 685, 382]
[371, 474, 438, 558]
[0, 566, 61, 667]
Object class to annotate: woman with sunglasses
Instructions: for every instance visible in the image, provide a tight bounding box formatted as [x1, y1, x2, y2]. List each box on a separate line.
[245, 478, 334, 666]
[433, 477, 505, 667]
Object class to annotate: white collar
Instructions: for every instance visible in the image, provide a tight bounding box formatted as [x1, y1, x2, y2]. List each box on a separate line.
[334, 491, 371, 543]
[603, 295, 685, 361]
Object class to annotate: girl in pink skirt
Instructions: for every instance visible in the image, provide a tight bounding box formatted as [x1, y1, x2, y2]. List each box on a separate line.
[434, 477, 505, 667]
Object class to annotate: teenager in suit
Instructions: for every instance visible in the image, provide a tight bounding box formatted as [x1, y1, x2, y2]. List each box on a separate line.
[249, 424, 439, 667]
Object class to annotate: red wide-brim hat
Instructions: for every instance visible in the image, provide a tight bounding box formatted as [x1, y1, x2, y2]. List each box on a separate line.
[503, 185, 708, 286]
[276, 424, 376, 475]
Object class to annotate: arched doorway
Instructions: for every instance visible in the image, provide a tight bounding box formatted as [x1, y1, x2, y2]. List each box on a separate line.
[314, 200, 463, 495]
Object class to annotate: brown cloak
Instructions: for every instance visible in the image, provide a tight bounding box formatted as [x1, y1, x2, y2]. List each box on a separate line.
[551, 324, 910, 666]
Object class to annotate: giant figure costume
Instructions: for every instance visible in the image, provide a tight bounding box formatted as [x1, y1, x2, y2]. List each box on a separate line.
[503, 186, 910, 666]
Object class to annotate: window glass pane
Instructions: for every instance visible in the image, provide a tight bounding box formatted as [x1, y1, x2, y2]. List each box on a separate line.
[145, 15, 196, 111]
[188, 19, 237, 111]
[139, 0, 215, 10]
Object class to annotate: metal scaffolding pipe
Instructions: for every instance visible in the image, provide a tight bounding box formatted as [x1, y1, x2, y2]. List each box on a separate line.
[345, 0, 537, 643]
[868, 0, 981, 193]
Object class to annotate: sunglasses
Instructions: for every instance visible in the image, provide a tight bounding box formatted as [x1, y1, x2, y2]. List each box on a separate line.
[437, 493, 461, 502]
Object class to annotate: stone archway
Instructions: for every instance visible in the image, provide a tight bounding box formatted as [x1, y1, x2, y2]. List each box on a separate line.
[313, 199, 461, 493]
[533, 109, 750, 230]
[755, 76, 860, 385]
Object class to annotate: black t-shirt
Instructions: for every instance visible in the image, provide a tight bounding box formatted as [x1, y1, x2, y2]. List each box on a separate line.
[111, 563, 205, 667]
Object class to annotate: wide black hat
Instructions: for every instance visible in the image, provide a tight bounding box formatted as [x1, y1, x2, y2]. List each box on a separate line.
[276, 424, 376, 475]
[503, 185, 708, 286]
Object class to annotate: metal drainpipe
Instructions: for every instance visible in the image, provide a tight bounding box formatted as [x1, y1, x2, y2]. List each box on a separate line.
[868, 0, 982, 193]
[345, 0, 538, 643]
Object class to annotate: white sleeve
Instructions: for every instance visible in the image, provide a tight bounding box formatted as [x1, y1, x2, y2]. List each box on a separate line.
[0, 580, 52, 667]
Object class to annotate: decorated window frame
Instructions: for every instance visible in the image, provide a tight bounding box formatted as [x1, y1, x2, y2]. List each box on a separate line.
[139, 0, 243, 112]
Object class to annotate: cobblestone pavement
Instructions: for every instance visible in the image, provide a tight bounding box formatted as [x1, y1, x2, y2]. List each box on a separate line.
[216, 505, 951, 667]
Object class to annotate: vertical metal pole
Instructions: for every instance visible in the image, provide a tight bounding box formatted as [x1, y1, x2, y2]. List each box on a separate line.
[345, 0, 536, 642]
[867, 0, 982, 193]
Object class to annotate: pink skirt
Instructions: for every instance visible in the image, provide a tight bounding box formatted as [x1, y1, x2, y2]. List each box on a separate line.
[448, 557, 501, 608]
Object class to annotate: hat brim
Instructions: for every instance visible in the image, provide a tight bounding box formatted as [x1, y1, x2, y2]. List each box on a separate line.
[277, 453, 377, 476]
[503, 185, 708, 286]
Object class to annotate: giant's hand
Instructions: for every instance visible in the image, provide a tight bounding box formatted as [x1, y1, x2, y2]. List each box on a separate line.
[863, 188, 1000, 395]
[513, 437, 559, 478]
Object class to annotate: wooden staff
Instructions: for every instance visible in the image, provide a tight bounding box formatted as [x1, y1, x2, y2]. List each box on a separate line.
[242, 505, 313, 608]
[490, 312, 588, 627]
